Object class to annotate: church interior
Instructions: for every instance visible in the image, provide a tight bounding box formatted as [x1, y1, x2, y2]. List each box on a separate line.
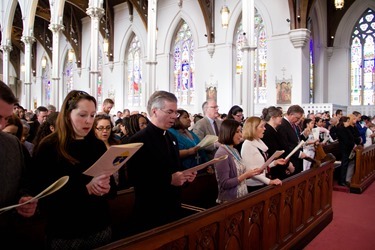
[1, 0, 375, 249]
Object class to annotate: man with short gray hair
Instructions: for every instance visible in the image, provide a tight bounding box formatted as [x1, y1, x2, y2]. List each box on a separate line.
[127, 90, 197, 233]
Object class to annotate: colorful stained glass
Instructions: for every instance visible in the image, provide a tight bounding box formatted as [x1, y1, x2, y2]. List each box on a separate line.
[235, 8, 267, 104]
[172, 21, 195, 105]
[63, 53, 73, 99]
[127, 35, 142, 107]
[350, 8, 375, 105]
[42, 60, 51, 106]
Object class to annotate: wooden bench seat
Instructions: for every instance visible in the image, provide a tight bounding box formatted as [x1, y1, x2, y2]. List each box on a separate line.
[99, 157, 336, 250]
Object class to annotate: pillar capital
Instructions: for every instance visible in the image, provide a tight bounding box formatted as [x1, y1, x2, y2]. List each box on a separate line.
[21, 36, 36, 45]
[0, 44, 12, 53]
[86, 7, 104, 19]
[48, 23, 65, 33]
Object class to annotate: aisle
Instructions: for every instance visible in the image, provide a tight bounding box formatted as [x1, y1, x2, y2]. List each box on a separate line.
[305, 182, 375, 250]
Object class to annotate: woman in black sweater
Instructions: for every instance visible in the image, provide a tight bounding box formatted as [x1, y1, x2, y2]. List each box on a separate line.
[32, 90, 115, 249]
[336, 116, 361, 186]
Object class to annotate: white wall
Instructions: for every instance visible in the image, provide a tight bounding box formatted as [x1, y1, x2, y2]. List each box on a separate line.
[4, 0, 371, 116]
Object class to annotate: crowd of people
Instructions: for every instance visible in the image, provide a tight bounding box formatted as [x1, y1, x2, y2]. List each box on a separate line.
[1, 79, 375, 248]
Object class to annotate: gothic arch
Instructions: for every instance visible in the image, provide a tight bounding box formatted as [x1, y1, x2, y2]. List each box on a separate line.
[335, 0, 375, 48]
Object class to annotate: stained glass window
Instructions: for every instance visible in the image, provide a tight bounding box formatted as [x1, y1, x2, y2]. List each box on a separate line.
[97, 47, 103, 107]
[127, 35, 142, 107]
[172, 21, 195, 105]
[350, 9, 375, 105]
[235, 8, 267, 104]
[42, 60, 51, 106]
[62, 53, 73, 98]
[309, 38, 314, 103]
[309, 20, 314, 104]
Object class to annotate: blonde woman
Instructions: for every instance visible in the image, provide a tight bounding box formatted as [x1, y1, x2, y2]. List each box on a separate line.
[241, 117, 286, 193]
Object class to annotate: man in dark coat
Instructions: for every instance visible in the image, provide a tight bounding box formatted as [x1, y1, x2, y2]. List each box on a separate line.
[127, 91, 197, 234]
[277, 105, 307, 174]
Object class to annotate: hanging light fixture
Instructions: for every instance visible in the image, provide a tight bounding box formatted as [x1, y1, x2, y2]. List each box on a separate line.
[334, 0, 344, 10]
[103, 0, 109, 56]
[41, 21, 48, 69]
[68, 49, 74, 62]
[103, 37, 109, 55]
[41, 56, 47, 69]
[220, 2, 230, 29]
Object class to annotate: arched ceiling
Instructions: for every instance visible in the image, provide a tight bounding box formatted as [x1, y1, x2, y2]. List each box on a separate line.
[3, 0, 353, 75]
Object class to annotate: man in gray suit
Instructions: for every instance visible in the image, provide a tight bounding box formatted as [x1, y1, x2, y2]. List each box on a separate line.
[193, 99, 222, 160]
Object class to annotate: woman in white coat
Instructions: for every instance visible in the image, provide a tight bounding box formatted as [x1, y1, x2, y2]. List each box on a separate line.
[241, 117, 286, 193]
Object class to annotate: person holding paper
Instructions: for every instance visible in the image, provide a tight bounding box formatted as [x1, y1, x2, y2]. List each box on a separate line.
[193, 99, 222, 160]
[262, 106, 295, 180]
[126, 91, 197, 233]
[277, 105, 307, 174]
[300, 118, 320, 171]
[0, 81, 38, 247]
[214, 119, 262, 204]
[241, 117, 286, 193]
[169, 109, 208, 169]
[32, 90, 116, 249]
[336, 116, 361, 186]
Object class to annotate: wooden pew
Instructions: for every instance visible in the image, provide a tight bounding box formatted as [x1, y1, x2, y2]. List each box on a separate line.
[350, 144, 375, 194]
[98, 155, 336, 250]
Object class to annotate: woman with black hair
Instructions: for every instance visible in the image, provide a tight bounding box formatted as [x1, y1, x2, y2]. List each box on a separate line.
[227, 105, 244, 123]
[169, 109, 207, 169]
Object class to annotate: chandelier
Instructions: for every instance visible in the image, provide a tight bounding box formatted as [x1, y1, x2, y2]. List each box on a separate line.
[334, 0, 344, 10]
[220, 4, 230, 29]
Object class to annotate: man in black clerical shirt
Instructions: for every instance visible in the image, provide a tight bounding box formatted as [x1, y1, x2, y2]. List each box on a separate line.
[127, 91, 197, 233]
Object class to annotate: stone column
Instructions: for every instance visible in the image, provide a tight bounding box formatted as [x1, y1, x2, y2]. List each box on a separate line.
[289, 28, 311, 104]
[86, 5, 104, 101]
[0, 41, 12, 85]
[241, 0, 256, 117]
[21, 35, 36, 109]
[145, 0, 158, 99]
[49, 23, 64, 107]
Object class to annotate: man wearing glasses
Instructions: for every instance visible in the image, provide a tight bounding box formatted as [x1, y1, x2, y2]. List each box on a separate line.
[277, 105, 307, 174]
[193, 99, 222, 160]
[127, 91, 197, 234]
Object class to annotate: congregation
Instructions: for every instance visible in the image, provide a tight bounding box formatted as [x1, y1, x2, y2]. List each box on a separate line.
[1, 79, 375, 249]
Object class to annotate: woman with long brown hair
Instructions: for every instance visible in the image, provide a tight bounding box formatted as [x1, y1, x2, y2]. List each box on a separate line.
[32, 90, 115, 249]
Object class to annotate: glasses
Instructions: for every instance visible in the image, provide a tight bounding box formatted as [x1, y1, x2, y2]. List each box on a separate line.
[235, 114, 243, 118]
[159, 109, 180, 117]
[96, 126, 111, 132]
[209, 106, 219, 109]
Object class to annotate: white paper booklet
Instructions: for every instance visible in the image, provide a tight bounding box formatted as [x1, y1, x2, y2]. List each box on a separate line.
[312, 128, 320, 140]
[260, 150, 285, 171]
[83, 143, 143, 177]
[0, 176, 69, 213]
[196, 135, 218, 148]
[285, 140, 305, 160]
[182, 155, 228, 175]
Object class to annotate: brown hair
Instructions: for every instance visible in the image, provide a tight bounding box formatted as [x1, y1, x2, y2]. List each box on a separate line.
[4, 113, 23, 140]
[286, 105, 304, 116]
[243, 116, 262, 141]
[218, 119, 240, 145]
[262, 106, 282, 122]
[39, 90, 97, 164]
[93, 114, 119, 146]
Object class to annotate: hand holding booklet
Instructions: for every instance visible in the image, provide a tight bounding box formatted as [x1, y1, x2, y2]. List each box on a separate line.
[0, 176, 69, 213]
[83, 143, 143, 177]
[182, 155, 228, 175]
[285, 140, 305, 160]
[196, 135, 218, 148]
[260, 150, 285, 171]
